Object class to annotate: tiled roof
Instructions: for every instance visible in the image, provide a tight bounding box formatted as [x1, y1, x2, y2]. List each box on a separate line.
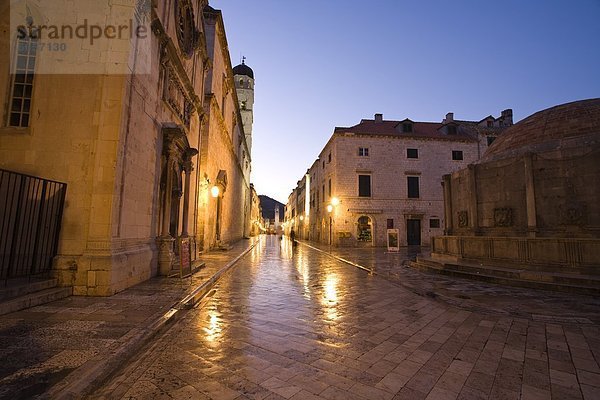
[334, 119, 477, 142]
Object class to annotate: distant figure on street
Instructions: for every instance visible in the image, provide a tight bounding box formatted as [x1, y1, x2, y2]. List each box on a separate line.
[290, 228, 296, 246]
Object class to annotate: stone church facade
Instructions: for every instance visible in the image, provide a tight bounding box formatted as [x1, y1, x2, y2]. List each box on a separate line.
[286, 110, 511, 247]
[195, 6, 253, 253]
[0, 1, 254, 295]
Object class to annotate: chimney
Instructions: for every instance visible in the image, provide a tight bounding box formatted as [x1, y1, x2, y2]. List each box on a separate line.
[445, 112, 454, 123]
[374, 113, 383, 123]
[501, 109, 513, 125]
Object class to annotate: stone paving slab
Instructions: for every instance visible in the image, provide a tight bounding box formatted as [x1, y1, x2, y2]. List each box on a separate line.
[300, 241, 600, 324]
[0, 238, 258, 400]
[93, 236, 600, 400]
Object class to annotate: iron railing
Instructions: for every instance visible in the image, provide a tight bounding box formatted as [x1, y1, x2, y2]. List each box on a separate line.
[0, 169, 67, 285]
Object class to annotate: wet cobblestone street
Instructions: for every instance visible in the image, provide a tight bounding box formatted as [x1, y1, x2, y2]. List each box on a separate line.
[98, 236, 600, 400]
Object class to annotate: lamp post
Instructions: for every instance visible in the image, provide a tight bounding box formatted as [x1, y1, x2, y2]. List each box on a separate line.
[326, 197, 340, 246]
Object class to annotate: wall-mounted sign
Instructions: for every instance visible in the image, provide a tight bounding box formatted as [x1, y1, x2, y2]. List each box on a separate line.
[387, 229, 400, 252]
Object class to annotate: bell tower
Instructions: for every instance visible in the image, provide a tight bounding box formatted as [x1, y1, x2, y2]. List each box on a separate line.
[233, 57, 255, 155]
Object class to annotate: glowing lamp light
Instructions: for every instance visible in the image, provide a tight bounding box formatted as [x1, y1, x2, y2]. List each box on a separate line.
[326, 204, 333, 213]
[331, 197, 340, 206]
[300, 215, 304, 221]
[210, 186, 220, 198]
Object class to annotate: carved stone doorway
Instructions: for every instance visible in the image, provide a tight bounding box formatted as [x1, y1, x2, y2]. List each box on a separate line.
[157, 124, 198, 275]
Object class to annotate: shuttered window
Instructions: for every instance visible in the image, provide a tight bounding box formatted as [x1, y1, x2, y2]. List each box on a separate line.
[407, 176, 419, 198]
[358, 175, 371, 197]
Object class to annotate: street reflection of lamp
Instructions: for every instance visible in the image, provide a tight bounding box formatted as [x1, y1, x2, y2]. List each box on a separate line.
[210, 186, 220, 198]
[323, 273, 339, 321]
[326, 204, 333, 213]
[203, 308, 222, 345]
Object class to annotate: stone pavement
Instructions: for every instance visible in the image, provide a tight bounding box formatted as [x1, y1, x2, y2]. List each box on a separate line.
[301, 241, 600, 324]
[95, 236, 600, 400]
[0, 238, 258, 400]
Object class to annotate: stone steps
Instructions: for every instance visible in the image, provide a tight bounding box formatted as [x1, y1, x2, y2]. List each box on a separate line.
[0, 279, 72, 315]
[410, 258, 600, 295]
[0, 278, 59, 300]
[167, 261, 206, 278]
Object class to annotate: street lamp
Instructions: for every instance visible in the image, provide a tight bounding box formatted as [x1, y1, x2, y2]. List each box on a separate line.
[210, 186, 220, 198]
[331, 197, 340, 206]
[327, 204, 334, 245]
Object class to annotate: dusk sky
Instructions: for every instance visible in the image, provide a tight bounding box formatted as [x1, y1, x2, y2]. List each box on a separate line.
[213, 0, 600, 204]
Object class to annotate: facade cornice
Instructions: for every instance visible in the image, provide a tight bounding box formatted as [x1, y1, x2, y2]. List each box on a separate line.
[334, 132, 476, 143]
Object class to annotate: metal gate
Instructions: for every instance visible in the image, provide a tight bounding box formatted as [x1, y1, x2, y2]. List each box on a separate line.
[0, 169, 67, 285]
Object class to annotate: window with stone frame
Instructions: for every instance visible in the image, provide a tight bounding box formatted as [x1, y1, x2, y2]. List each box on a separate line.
[8, 33, 38, 127]
[407, 148, 418, 159]
[358, 175, 371, 197]
[407, 176, 419, 198]
[358, 147, 369, 156]
[452, 150, 463, 160]
[403, 123, 413, 133]
[430, 218, 441, 228]
[316, 191, 320, 210]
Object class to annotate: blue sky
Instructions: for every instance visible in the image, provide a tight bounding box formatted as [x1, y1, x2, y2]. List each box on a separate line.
[212, 0, 600, 203]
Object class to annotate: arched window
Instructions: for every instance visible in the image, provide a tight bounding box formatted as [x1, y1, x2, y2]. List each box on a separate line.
[357, 216, 372, 242]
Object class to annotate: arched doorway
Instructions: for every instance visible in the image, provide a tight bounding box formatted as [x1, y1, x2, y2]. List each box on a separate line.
[357, 216, 373, 245]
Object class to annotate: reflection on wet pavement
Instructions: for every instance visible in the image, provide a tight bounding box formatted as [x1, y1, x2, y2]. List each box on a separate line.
[102, 235, 600, 400]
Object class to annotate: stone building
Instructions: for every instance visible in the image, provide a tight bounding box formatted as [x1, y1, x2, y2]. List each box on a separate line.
[195, 6, 253, 251]
[419, 99, 600, 292]
[286, 110, 511, 247]
[249, 184, 263, 236]
[260, 195, 284, 234]
[0, 1, 252, 295]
